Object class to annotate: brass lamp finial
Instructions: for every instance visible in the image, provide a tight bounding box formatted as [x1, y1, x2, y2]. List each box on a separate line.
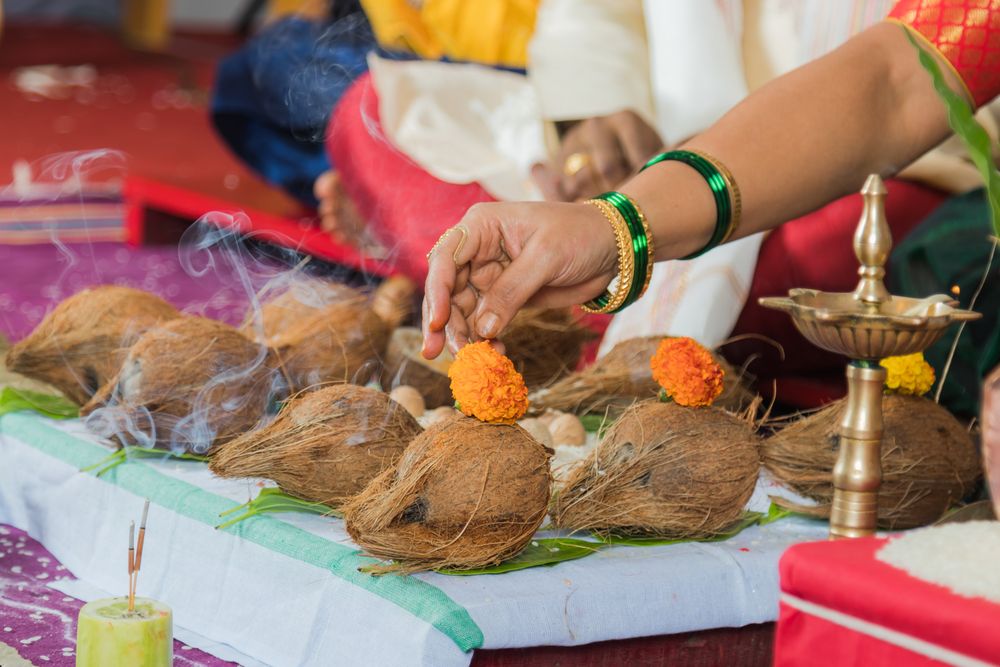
[853, 174, 892, 306]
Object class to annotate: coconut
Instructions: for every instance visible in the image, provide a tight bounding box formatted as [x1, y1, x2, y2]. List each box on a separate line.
[6, 286, 180, 405]
[502, 308, 593, 387]
[210, 384, 421, 507]
[531, 336, 753, 417]
[381, 328, 454, 408]
[553, 400, 761, 538]
[243, 280, 397, 393]
[241, 279, 356, 341]
[344, 417, 552, 572]
[763, 395, 981, 529]
[80, 317, 278, 454]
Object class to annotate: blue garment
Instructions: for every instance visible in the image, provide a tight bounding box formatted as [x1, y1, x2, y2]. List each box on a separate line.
[211, 11, 375, 206]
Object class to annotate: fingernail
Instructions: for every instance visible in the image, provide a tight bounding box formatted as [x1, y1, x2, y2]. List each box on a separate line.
[478, 312, 500, 338]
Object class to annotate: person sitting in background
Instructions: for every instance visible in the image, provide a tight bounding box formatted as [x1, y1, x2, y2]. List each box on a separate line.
[210, 0, 538, 250]
[420, 0, 1000, 413]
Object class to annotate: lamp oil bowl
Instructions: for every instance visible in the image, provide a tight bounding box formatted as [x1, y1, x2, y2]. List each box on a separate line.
[759, 174, 979, 539]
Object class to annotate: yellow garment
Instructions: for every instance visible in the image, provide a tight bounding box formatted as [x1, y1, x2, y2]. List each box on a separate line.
[360, 0, 538, 68]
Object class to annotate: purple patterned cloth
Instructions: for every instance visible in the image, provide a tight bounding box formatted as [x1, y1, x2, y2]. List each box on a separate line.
[0, 238, 257, 665]
[0, 241, 254, 342]
[0, 523, 235, 666]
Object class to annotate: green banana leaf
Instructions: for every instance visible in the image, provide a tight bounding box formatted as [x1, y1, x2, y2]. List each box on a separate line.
[579, 413, 614, 435]
[0, 387, 78, 419]
[81, 446, 210, 476]
[436, 537, 606, 576]
[434, 503, 791, 575]
[905, 27, 1000, 236]
[593, 510, 765, 547]
[216, 487, 341, 530]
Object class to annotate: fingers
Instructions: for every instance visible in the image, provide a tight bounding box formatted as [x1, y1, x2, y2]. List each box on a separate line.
[422, 206, 499, 358]
[612, 110, 664, 170]
[471, 242, 552, 340]
[584, 119, 628, 189]
[531, 163, 565, 202]
[559, 119, 629, 201]
[421, 296, 445, 359]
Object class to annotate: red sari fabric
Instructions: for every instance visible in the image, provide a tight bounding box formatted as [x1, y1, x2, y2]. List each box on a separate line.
[326, 72, 495, 283]
[889, 0, 1000, 106]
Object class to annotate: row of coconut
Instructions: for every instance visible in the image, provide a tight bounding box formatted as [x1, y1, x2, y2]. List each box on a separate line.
[5, 282, 981, 572]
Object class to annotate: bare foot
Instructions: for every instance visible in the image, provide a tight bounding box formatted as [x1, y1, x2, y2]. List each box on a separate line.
[313, 170, 386, 256]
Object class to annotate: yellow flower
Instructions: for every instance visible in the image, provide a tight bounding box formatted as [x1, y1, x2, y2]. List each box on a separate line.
[448, 341, 529, 423]
[649, 337, 725, 408]
[880, 353, 935, 396]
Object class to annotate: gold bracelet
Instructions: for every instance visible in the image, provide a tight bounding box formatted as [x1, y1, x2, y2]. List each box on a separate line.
[687, 149, 742, 243]
[616, 192, 655, 301]
[581, 199, 634, 314]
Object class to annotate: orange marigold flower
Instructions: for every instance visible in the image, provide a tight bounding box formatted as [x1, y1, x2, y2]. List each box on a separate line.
[448, 341, 529, 423]
[649, 337, 725, 408]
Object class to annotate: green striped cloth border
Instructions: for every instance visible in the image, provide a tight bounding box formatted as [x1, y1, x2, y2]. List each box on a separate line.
[0, 412, 484, 652]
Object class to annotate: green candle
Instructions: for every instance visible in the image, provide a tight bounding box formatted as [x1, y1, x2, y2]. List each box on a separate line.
[76, 597, 172, 667]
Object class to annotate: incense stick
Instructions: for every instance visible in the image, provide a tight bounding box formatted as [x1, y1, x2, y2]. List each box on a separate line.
[135, 499, 150, 571]
[127, 520, 136, 612]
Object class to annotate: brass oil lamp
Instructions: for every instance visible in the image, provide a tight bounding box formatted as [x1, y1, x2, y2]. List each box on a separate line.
[760, 175, 980, 538]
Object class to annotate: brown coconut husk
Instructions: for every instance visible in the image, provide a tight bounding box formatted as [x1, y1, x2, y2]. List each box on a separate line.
[553, 400, 761, 538]
[242, 280, 402, 393]
[530, 336, 753, 417]
[763, 395, 981, 529]
[80, 317, 278, 454]
[210, 384, 421, 507]
[380, 327, 454, 408]
[6, 286, 180, 405]
[344, 417, 552, 572]
[240, 279, 357, 341]
[502, 308, 594, 387]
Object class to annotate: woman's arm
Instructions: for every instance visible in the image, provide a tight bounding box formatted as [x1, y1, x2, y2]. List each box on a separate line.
[421, 21, 965, 358]
[623, 22, 959, 260]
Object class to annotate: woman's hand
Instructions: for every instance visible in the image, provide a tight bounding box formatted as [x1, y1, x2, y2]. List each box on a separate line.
[421, 201, 618, 359]
[535, 110, 663, 202]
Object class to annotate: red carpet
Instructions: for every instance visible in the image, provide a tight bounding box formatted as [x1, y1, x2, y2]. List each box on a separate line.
[0, 23, 305, 224]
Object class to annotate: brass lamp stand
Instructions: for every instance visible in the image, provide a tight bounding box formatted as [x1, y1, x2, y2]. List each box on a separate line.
[760, 175, 980, 538]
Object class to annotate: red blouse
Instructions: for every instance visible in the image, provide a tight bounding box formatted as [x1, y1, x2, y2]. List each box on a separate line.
[889, 0, 1000, 106]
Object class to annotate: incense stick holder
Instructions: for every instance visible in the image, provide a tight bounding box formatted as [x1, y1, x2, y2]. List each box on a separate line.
[76, 597, 172, 667]
[759, 175, 979, 538]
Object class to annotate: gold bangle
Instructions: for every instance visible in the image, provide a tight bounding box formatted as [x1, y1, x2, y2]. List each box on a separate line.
[580, 199, 634, 314]
[616, 192, 655, 301]
[687, 149, 741, 244]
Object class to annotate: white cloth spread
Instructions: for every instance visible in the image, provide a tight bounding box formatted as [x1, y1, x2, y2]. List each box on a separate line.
[0, 412, 827, 667]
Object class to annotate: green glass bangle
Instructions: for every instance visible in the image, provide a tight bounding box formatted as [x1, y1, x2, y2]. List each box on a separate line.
[640, 150, 732, 260]
[596, 191, 650, 308]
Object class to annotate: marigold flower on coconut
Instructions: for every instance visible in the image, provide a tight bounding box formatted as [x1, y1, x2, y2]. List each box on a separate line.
[449, 341, 529, 423]
[880, 353, 935, 397]
[649, 337, 725, 408]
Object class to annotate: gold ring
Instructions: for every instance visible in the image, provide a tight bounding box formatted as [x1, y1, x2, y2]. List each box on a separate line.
[563, 152, 591, 177]
[426, 225, 470, 264]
